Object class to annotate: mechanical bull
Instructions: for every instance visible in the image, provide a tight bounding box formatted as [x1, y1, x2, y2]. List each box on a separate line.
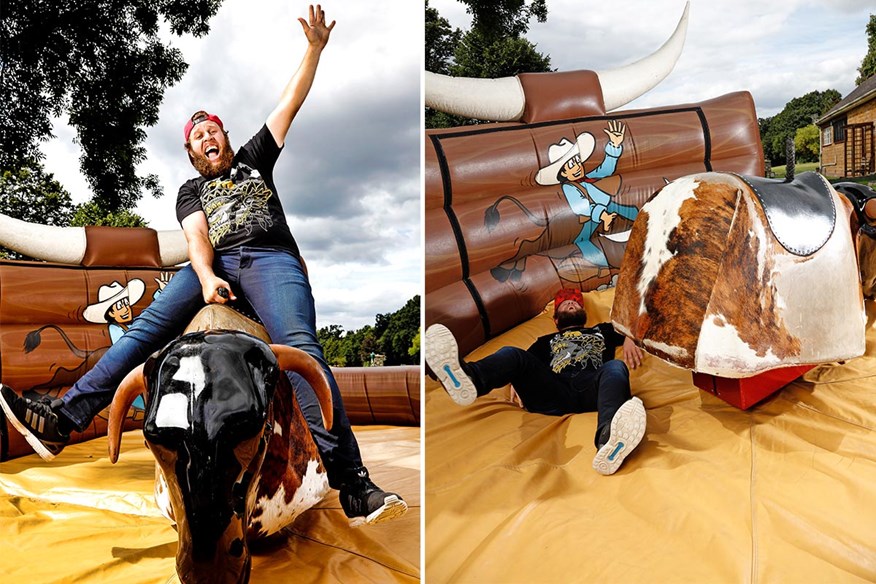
[107, 329, 333, 584]
[612, 172, 876, 398]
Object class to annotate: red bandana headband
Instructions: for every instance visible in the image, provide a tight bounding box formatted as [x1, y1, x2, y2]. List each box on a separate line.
[554, 288, 584, 313]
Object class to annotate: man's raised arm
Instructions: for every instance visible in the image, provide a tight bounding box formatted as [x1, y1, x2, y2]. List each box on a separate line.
[266, 4, 335, 148]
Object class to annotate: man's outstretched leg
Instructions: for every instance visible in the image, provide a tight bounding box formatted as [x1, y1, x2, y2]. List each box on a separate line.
[424, 324, 478, 405]
[591, 360, 647, 475]
[425, 324, 574, 414]
[0, 386, 70, 460]
[0, 266, 204, 461]
[231, 248, 407, 526]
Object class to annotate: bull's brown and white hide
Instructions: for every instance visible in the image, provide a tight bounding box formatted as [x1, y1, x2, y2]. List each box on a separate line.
[613, 172, 866, 377]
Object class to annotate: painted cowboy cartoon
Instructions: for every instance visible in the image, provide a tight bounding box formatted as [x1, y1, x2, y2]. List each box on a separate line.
[534, 120, 639, 268]
[82, 274, 172, 341]
[21, 274, 172, 415]
[487, 121, 640, 284]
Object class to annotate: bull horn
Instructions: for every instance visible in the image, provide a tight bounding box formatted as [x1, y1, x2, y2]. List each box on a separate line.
[865, 199, 876, 223]
[0, 211, 189, 267]
[424, 1, 689, 120]
[596, 1, 689, 111]
[108, 364, 147, 464]
[425, 74, 526, 123]
[270, 344, 334, 431]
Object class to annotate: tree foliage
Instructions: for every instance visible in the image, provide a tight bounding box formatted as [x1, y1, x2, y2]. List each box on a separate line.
[857, 14, 876, 85]
[317, 296, 420, 367]
[0, 160, 76, 259]
[759, 89, 841, 164]
[70, 202, 148, 228]
[794, 124, 820, 163]
[0, 0, 223, 213]
[457, 0, 547, 42]
[425, 0, 551, 129]
[451, 29, 551, 79]
[0, 161, 75, 227]
[426, 0, 461, 75]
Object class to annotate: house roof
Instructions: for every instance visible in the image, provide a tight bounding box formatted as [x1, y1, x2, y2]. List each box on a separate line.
[816, 74, 876, 126]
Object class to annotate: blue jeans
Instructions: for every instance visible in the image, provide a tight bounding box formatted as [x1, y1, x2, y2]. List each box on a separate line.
[468, 347, 631, 447]
[213, 247, 362, 487]
[61, 264, 204, 426]
[61, 246, 362, 487]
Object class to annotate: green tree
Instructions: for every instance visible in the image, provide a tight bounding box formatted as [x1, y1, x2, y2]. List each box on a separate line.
[451, 29, 551, 79]
[70, 202, 148, 227]
[0, 0, 223, 215]
[457, 0, 547, 42]
[377, 295, 420, 365]
[760, 89, 841, 164]
[856, 14, 876, 85]
[425, 0, 551, 129]
[794, 124, 820, 162]
[317, 324, 347, 367]
[315, 296, 420, 368]
[426, 0, 460, 74]
[408, 331, 421, 359]
[0, 160, 76, 259]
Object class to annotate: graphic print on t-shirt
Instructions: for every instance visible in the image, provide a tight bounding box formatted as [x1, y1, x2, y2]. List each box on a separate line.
[199, 163, 273, 247]
[549, 329, 607, 374]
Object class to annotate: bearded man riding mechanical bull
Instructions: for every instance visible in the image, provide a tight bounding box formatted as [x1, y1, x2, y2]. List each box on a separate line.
[0, 4, 406, 527]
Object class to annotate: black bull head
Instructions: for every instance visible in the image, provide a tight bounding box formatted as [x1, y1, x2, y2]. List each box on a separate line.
[107, 330, 333, 584]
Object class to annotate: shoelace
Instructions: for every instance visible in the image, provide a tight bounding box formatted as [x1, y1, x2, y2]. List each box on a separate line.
[28, 397, 57, 420]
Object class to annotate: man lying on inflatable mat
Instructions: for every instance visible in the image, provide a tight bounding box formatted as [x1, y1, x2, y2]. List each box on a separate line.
[426, 288, 646, 475]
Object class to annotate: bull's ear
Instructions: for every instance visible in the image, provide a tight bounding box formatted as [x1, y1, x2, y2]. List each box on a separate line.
[108, 364, 147, 464]
[269, 344, 334, 431]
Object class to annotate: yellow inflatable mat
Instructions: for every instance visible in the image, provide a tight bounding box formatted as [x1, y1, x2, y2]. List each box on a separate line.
[425, 287, 876, 582]
[1, 425, 419, 582]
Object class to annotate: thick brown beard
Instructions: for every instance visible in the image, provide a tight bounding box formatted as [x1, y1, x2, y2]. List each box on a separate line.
[190, 143, 235, 179]
[555, 310, 587, 330]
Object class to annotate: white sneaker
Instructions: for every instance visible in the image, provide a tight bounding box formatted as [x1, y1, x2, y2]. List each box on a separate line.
[424, 324, 477, 406]
[592, 397, 646, 475]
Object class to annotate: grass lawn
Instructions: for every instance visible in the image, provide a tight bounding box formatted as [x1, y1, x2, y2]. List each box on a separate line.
[768, 162, 876, 186]
[769, 162, 819, 178]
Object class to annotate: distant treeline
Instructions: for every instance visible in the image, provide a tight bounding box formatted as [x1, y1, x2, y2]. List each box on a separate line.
[317, 295, 420, 367]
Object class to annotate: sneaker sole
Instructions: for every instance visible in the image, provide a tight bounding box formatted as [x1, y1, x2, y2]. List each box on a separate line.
[425, 324, 477, 406]
[592, 397, 646, 476]
[348, 495, 408, 528]
[0, 385, 57, 462]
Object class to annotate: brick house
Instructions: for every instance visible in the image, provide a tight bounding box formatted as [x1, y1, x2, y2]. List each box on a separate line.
[816, 75, 876, 178]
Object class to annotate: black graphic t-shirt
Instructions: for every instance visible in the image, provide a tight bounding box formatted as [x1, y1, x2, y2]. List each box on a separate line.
[176, 125, 300, 256]
[527, 323, 626, 377]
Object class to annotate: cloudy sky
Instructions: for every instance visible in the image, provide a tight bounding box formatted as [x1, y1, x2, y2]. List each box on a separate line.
[42, 1, 421, 331]
[430, 0, 874, 117]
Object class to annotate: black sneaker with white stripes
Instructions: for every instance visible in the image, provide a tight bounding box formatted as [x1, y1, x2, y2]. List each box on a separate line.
[339, 468, 408, 527]
[0, 385, 70, 461]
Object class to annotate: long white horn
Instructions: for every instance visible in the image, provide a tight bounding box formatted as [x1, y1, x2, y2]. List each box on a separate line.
[424, 2, 689, 121]
[0, 213, 87, 264]
[156, 230, 189, 266]
[0, 211, 189, 267]
[425, 73, 526, 122]
[596, 1, 689, 111]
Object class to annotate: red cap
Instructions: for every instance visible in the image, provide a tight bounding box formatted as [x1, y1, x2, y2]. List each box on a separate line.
[554, 288, 584, 313]
[184, 111, 224, 142]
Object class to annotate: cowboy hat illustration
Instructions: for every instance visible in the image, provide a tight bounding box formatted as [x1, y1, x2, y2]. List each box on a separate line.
[535, 133, 597, 186]
[82, 280, 146, 324]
